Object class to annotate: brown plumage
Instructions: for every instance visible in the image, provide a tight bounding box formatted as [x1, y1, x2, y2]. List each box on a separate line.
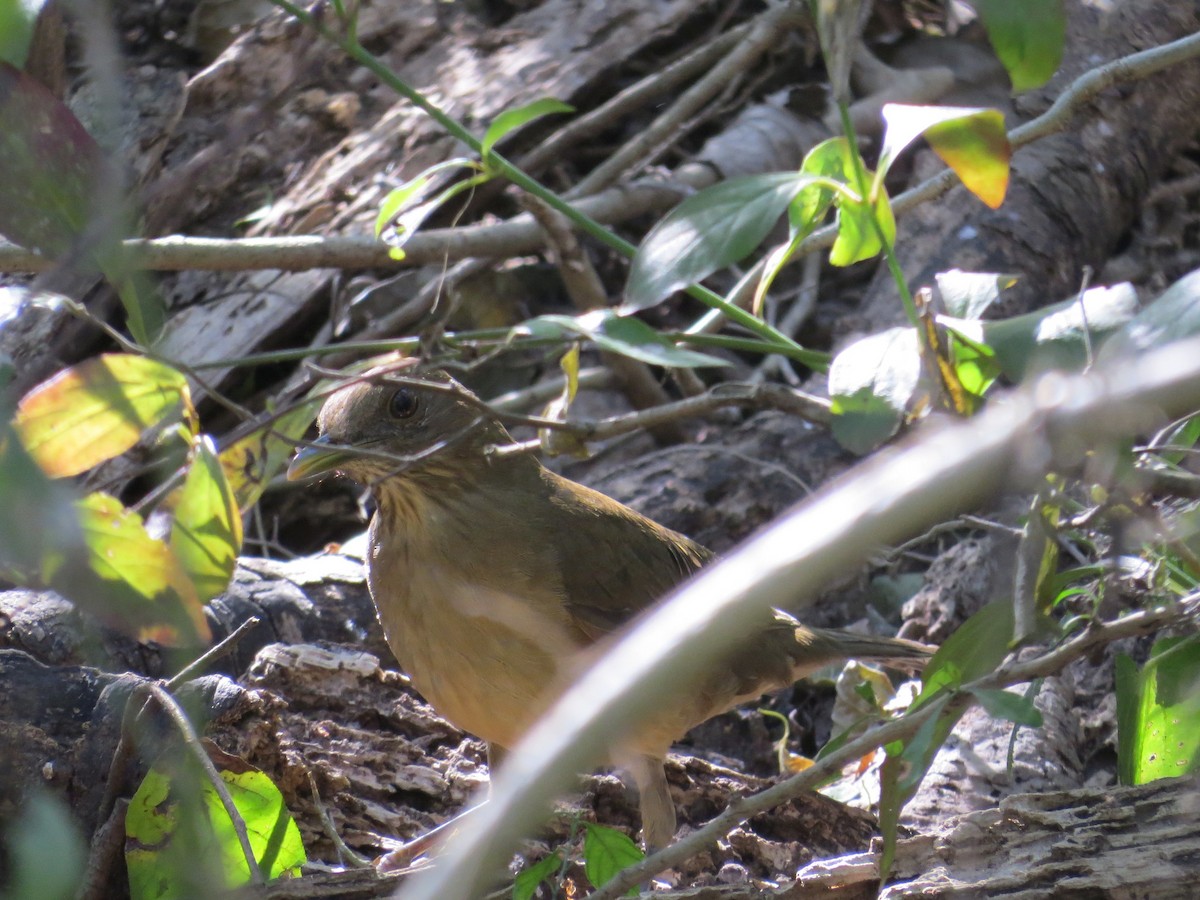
[288, 368, 931, 858]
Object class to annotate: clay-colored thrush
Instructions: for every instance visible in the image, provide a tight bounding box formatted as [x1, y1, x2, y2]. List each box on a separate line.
[288, 369, 930, 855]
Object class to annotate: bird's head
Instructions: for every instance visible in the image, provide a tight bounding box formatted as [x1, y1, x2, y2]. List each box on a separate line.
[286, 368, 514, 490]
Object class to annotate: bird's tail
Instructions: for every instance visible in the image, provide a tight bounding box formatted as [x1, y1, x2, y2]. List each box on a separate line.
[805, 628, 934, 672]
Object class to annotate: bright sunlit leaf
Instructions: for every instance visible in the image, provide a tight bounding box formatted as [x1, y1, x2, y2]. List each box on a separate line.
[169, 435, 243, 603]
[15, 354, 191, 477]
[69, 492, 210, 645]
[880, 105, 1010, 209]
[829, 179, 894, 266]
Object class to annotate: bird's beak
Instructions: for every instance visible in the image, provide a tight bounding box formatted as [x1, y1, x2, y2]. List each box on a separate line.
[287, 435, 352, 481]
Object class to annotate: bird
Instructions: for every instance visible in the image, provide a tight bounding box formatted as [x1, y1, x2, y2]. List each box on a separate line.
[287, 366, 932, 864]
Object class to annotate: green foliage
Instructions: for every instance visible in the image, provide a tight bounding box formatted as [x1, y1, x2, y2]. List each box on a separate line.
[828, 276, 1143, 454]
[3, 352, 260, 646]
[828, 326, 920, 454]
[375, 158, 489, 260]
[625, 101, 1011, 371]
[0, 0, 40, 68]
[509, 822, 642, 898]
[15, 354, 192, 477]
[1117, 634, 1200, 786]
[878, 600, 1018, 877]
[511, 850, 562, 900]
[126, 757, 305, 899]
[974, 0, 1066, 92]
[482, 98, 574, 163]
[376, 97, 572, 260]
[169, 436, 244, 603]
[582, 823, 643, 895]
[969, 688, 1044, 727]
[73, 492, 209, 644]
[624, 172, 812, 312]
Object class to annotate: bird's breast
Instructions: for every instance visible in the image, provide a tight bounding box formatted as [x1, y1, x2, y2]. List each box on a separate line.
[366, 521, 585, 749]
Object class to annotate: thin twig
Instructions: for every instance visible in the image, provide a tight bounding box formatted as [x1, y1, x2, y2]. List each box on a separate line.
[146, 682, 265, 885]
[165, 616, 263, 691]
[306, 770, 372, 869]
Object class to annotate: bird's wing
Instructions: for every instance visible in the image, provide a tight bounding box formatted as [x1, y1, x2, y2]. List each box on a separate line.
[541, 471, 711, 642]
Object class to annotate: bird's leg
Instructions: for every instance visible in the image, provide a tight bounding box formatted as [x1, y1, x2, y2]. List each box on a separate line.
[374, 743, 508, 873]
[375, 812, 473, 873]
[630, 755, 676, 853]
[487, 742, 508, 775]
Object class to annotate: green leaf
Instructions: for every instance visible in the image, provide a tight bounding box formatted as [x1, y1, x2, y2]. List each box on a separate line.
[945, 283, 1138, 381]
[880, 105, 1011, 209]
[67, 492, 209, 646]
[878, 694, 955, 878]
[170, 435, 243, 604]
[793, 137, 853, 236]
[0, 0, 41, 68]
[1117, 634, 1200, 786]
[946, 328, 999, 399]
[752, 138, 855, 310]
[15, 354, 191, 477]
[516, 309, 730, 368]
[935, 270, 1019, 319]
[482, 98, 573, 162]
[1115, 652, 1140, 786]
[829, 179, 894, 266]
[583, 823, 643, 893]
[512, 851, 562, 900]
[969, 688, 1044, 727]
[127, 758, 305, 899]
[975, 0, 1065, 92]
[828, 327, 920, 454]
[918, 599, 1015, 707]
[624, 172, 811, 312]
[374, 158, 483, 251]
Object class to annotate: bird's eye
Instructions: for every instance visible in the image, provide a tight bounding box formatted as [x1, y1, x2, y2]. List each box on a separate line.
[388, 388, 419, 419]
